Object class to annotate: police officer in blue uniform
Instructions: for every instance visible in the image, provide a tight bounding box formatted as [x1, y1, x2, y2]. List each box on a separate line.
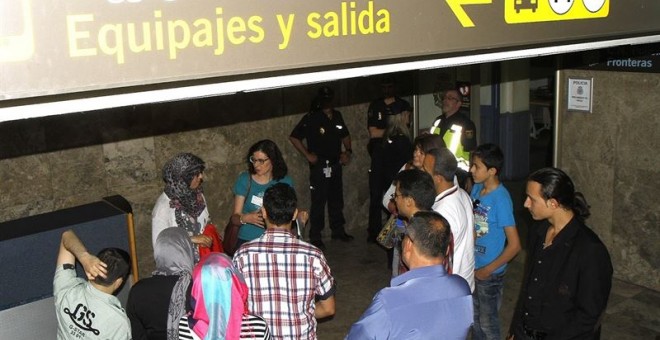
[289, 86, 354, 250]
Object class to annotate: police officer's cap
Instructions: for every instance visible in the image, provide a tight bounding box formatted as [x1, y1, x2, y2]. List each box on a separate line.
[317, 86, 334, 100]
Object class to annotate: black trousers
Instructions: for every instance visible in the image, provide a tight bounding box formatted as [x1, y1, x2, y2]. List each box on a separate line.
[309, 161, 346, 241]
[368, 139, 385, 239]
[512, 321, 601, 340]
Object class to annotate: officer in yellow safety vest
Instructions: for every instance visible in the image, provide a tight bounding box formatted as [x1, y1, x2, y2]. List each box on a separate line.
[429, 89, 477, 188]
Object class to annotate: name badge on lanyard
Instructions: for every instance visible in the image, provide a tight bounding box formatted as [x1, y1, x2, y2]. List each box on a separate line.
[323, 160, 332, 178]
[250, 195, 263, 207]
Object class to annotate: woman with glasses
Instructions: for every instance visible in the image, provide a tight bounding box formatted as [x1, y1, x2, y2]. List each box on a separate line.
[230, 139, 293, 249]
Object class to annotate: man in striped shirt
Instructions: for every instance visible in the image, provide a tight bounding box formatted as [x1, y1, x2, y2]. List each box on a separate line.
[234, 183, 336, 340]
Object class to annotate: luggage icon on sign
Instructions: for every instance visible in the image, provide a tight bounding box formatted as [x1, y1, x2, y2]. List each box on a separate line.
[514, 0, 538, 13]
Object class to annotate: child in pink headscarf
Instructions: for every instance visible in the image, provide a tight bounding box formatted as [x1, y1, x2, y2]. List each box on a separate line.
[178, 253, 272, 340]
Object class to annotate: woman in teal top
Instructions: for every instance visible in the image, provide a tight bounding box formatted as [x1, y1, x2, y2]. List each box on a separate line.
[231, 139, 293, 249]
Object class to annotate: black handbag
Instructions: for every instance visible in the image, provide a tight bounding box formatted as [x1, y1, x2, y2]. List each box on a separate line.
[223, 175, 252, 256]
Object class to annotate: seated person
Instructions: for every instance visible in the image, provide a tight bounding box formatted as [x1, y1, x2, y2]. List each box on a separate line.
[54, 230, 131, 340]
[127, 228, 194, 340]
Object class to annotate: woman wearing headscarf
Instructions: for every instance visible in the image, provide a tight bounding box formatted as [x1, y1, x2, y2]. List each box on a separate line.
[128, 228, 195, 340]
[152, 153, 212, 259]
[231, 140, 293, 250]
[178, 253, 272, 340]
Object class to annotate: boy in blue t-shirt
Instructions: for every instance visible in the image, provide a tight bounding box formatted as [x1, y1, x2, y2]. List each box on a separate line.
[469, 143, 521, 340]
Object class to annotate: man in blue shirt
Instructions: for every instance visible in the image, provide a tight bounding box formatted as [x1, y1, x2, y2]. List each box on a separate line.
[346, 211, 473, 339]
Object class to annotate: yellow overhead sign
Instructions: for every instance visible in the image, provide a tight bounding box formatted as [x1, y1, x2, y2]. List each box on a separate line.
[1, 0, 656, 103]
[505, 0, 609, 23]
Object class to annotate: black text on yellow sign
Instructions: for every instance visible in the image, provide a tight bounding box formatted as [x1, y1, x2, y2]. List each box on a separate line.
[505, 0, 609, 24]
[66, 1, 390, 64]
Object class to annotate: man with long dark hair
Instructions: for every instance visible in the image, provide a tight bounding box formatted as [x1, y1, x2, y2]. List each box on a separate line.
[509, 167, 613, 340]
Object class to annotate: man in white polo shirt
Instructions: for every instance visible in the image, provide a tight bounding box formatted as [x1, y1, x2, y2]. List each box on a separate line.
[423, 147, 475, 291]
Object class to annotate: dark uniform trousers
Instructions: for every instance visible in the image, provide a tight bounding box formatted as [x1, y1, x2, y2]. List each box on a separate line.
[309, 159, 346, 242]
[367, 138, 385, 240]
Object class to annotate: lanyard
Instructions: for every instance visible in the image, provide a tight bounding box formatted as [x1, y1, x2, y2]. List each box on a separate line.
[434, 186, 459, 204]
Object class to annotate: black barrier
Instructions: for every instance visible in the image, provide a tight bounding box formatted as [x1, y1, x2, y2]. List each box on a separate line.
[0, 196, 136, 339]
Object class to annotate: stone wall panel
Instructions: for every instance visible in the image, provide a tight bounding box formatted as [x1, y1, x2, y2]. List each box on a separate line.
[560, 70, 660, 291]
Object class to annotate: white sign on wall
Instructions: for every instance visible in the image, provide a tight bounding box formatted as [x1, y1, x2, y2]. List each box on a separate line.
[567, 77, 593, 112]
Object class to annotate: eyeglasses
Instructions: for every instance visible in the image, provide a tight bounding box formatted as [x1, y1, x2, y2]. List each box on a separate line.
[443, 96, 460, 102]
[390, 192, 404, 200]
[249, 156, 270, 165]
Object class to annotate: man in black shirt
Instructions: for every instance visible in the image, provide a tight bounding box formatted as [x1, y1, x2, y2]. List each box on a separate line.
[509, 168, 612, 340]
[290, 86, 354, 250]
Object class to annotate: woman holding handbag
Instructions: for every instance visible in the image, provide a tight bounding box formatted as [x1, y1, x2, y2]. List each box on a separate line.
[229, 140, 293, 253]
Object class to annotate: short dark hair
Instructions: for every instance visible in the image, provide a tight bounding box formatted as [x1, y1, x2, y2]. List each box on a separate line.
[407, 211, 451, 259]
[394, 169, 435, 211]
[414, 134, 446, 153]
[263, 183, 297, 226]
[247, 139, 288, 180]
[472, 143, 504, 175]
[427, 147, 457, 182]
[93, 248, 130, 287]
